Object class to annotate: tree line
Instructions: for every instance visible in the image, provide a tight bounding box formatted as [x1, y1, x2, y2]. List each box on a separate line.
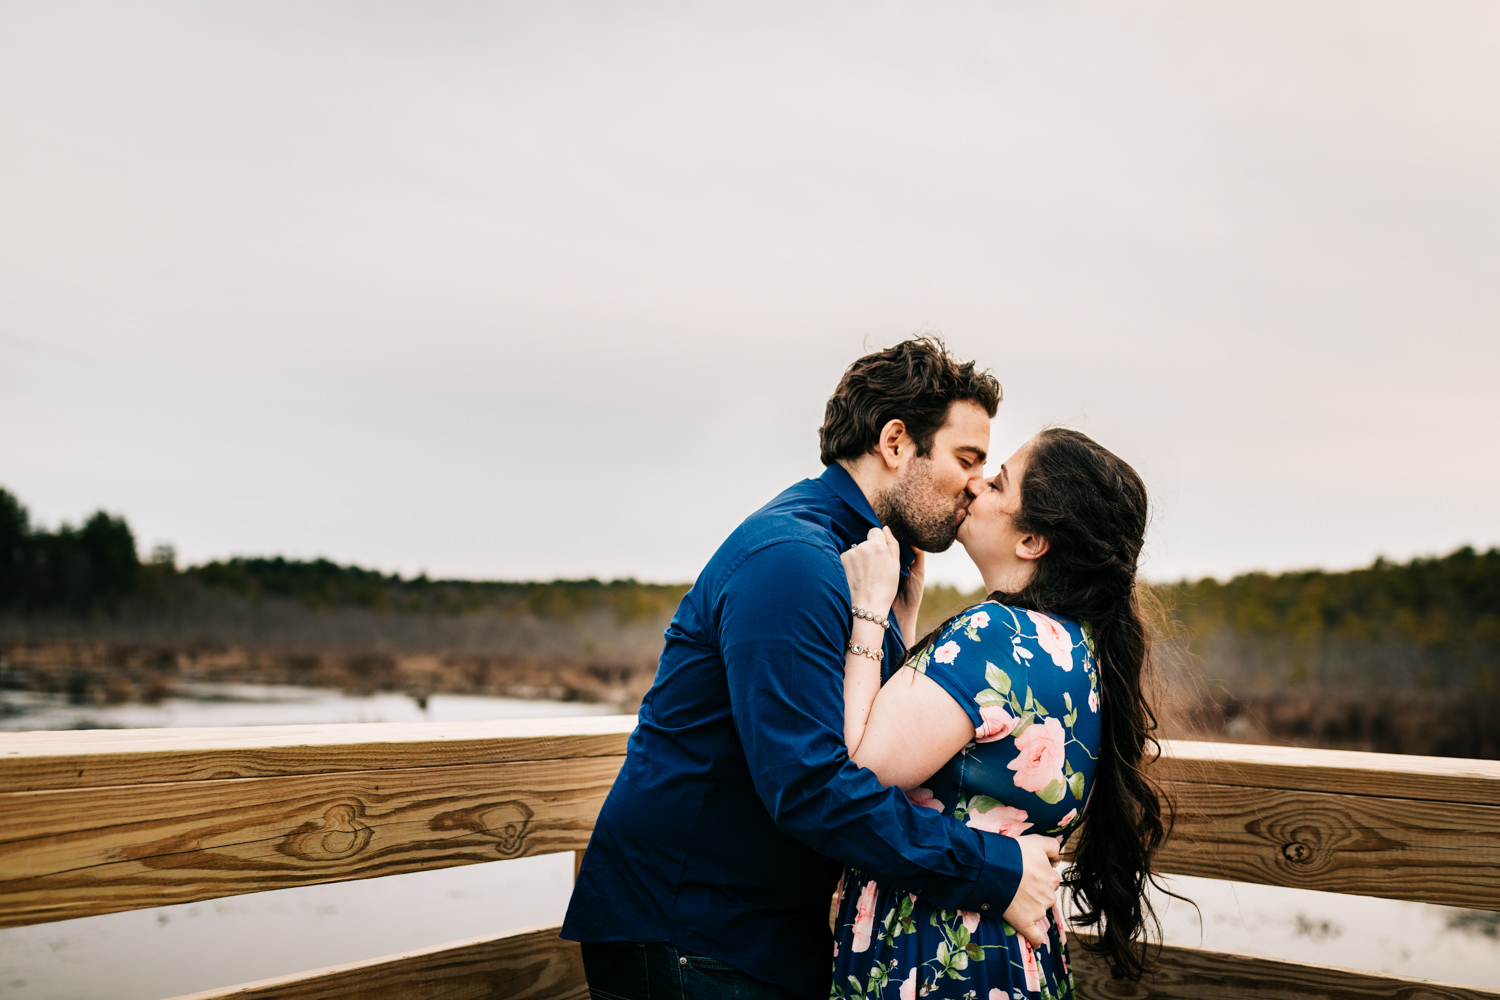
[4, 485, 1498, 643]
[0, 488, 687, 624]
[1160, 546, 1500, 650]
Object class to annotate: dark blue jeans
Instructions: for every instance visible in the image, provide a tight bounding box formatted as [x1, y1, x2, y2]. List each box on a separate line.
[580, 941, 804, 1000]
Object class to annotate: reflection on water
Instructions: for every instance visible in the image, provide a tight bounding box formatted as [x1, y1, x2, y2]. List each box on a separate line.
[0, 682, 614, 731]
[1, 687, 1496, 997]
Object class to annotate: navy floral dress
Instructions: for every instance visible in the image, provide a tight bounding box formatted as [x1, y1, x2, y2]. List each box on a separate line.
[830, 602, 1101, 1000]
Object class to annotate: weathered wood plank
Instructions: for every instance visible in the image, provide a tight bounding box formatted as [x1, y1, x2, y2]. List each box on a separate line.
[0, 715, 638, 792]
[1070, 936, 1500, 1000]
[6, 727, 1495, 808]
[1159, 740, 1500, 808]
[164, 922, 586, 1000]
[0, 756, 623, 928]
[1153, 780, 1500, 911]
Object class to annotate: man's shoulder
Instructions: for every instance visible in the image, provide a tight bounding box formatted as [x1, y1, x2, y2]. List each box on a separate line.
[697, 477, 846, 586]
[732, 477, 844, 556]
[665, 477, 849, 643]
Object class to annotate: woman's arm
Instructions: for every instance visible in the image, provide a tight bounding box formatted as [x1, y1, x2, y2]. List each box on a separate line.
[852, 666, 975, 790]
[839, 530, 970, 780]
[843, 616, 885, 754]
[840, 527, 901, 755]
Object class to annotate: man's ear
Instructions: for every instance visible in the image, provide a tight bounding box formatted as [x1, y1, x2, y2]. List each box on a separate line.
[875, 419, 914, 472]
[1016, 533, 1050, 562]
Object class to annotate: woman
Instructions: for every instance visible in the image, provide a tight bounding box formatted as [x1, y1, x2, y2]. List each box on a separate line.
[831, 427, 1168, 1000]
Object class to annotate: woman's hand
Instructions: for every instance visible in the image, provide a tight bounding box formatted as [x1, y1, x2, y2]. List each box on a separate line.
[893, 547, 924, 640]
[840, 526, 901, 615]
[1004, 834, 1063, 948]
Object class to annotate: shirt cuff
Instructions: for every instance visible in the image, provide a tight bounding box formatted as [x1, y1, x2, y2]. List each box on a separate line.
[954, 831, 1024, 915]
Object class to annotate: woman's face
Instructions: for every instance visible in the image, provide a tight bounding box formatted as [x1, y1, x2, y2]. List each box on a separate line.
[957, 439, 1041, 588]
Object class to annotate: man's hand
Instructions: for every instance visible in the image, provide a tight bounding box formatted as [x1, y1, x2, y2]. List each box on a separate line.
[1003, 834, 1061, 948]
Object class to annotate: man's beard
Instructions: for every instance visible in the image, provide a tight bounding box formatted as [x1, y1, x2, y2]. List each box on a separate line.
[875, 458, 966, 552]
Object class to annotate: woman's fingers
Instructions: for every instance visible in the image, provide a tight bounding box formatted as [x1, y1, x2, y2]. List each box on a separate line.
[843, 526, 902, 610]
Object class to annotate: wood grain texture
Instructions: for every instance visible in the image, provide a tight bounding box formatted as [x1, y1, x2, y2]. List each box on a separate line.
[1154, 780, 1500, 911]
[0, 715, 638, 792]
[0, 756, 624, 928]
[163, 923, 587, 1000]
[1159, 740, 1500, 808]
[1070, 936, 1500, 1000]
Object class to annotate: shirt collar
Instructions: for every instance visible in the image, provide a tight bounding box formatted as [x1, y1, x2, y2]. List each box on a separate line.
[819, 463, 881, 529]
[819, 463, 916, 574]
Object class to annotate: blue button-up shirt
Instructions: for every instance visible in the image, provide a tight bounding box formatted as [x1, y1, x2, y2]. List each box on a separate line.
[562, 465, 1024, 998]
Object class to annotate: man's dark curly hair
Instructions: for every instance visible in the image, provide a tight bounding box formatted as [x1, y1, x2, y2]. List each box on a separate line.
[819, 337, 1002, 467]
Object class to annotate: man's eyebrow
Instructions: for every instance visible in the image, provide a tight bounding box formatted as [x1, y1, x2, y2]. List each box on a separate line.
[957, 445, 988, 464]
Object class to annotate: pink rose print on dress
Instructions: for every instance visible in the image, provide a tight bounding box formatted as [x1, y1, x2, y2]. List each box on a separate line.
[965, 801, 1033, 837]
[899, 968, 919, 1000]
[851, 880, 880, 952]
[907, 787, 945, 812]
[1054, 900, 1067, 946]
[1020, 936, 1042, 992]
[974, 705, 1018, 743]
[960, 909, 981, 933]
[1088, 688, 1099, 713]
[934, 640, 961, 664]
[970, 610, 991, 629]
[988, 991, 1004, 1000]
[1008, 717, 1067, 793]
[1025, 610, 1074, 670]
[1058, 808, 1078, 827]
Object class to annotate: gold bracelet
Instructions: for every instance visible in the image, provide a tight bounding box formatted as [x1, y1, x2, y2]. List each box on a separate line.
[847, 642, 884, 664]
[851, 605, 891, 629]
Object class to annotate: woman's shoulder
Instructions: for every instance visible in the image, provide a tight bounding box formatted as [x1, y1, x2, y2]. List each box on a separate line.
[909, 601, 995, 670]
[932, 601, 1086, 644]
[911, 601, 1092, 677]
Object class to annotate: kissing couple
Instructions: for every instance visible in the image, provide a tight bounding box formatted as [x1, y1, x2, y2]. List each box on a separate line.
[563, 338, 1166, 1000]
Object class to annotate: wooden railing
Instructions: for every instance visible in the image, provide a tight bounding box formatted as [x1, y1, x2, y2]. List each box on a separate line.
[2, 717, 1498, 999]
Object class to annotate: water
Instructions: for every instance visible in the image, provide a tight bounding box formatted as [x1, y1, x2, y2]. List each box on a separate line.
[1, 687, 1496, 998]
[0, 856, 577, 1000]
[1149, 876, 1500, 988]
[0, 683, 616, 732]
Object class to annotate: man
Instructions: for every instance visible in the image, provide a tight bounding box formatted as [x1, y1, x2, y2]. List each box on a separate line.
[562, 338, 1062, 999]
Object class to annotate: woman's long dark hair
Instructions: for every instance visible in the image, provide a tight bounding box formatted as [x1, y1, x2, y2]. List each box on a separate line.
[909, 426, 1173, 981]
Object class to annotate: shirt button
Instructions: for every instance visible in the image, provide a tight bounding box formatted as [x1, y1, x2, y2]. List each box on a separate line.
[679, 957, 688, 966]
[980, 903, 990, 911]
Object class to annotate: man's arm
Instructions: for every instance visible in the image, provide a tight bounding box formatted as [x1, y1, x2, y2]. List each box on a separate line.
[720, 541, 1030, 917]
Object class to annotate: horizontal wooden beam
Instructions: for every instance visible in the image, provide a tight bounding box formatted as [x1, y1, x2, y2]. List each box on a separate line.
[1069, 935, 1500, 1000]
[5, 728, 1491, 803]
[1154, 778, 1500, 911]
[164, 922, 586, 1000]
[4, 722, 1498, 929]
[0, 756, 622, 928]
[1159, 740, 1500, 808]
[0, 715, 638, 792]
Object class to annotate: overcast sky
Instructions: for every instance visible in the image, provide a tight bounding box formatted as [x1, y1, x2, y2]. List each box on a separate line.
[3, 1, 1498, 590]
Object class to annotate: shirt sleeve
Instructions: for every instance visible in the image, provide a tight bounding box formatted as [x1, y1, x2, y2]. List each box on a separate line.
[718, 541, 1023, 914]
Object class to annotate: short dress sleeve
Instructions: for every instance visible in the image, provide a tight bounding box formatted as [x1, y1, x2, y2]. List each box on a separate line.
[907, 600, 1102, 838]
